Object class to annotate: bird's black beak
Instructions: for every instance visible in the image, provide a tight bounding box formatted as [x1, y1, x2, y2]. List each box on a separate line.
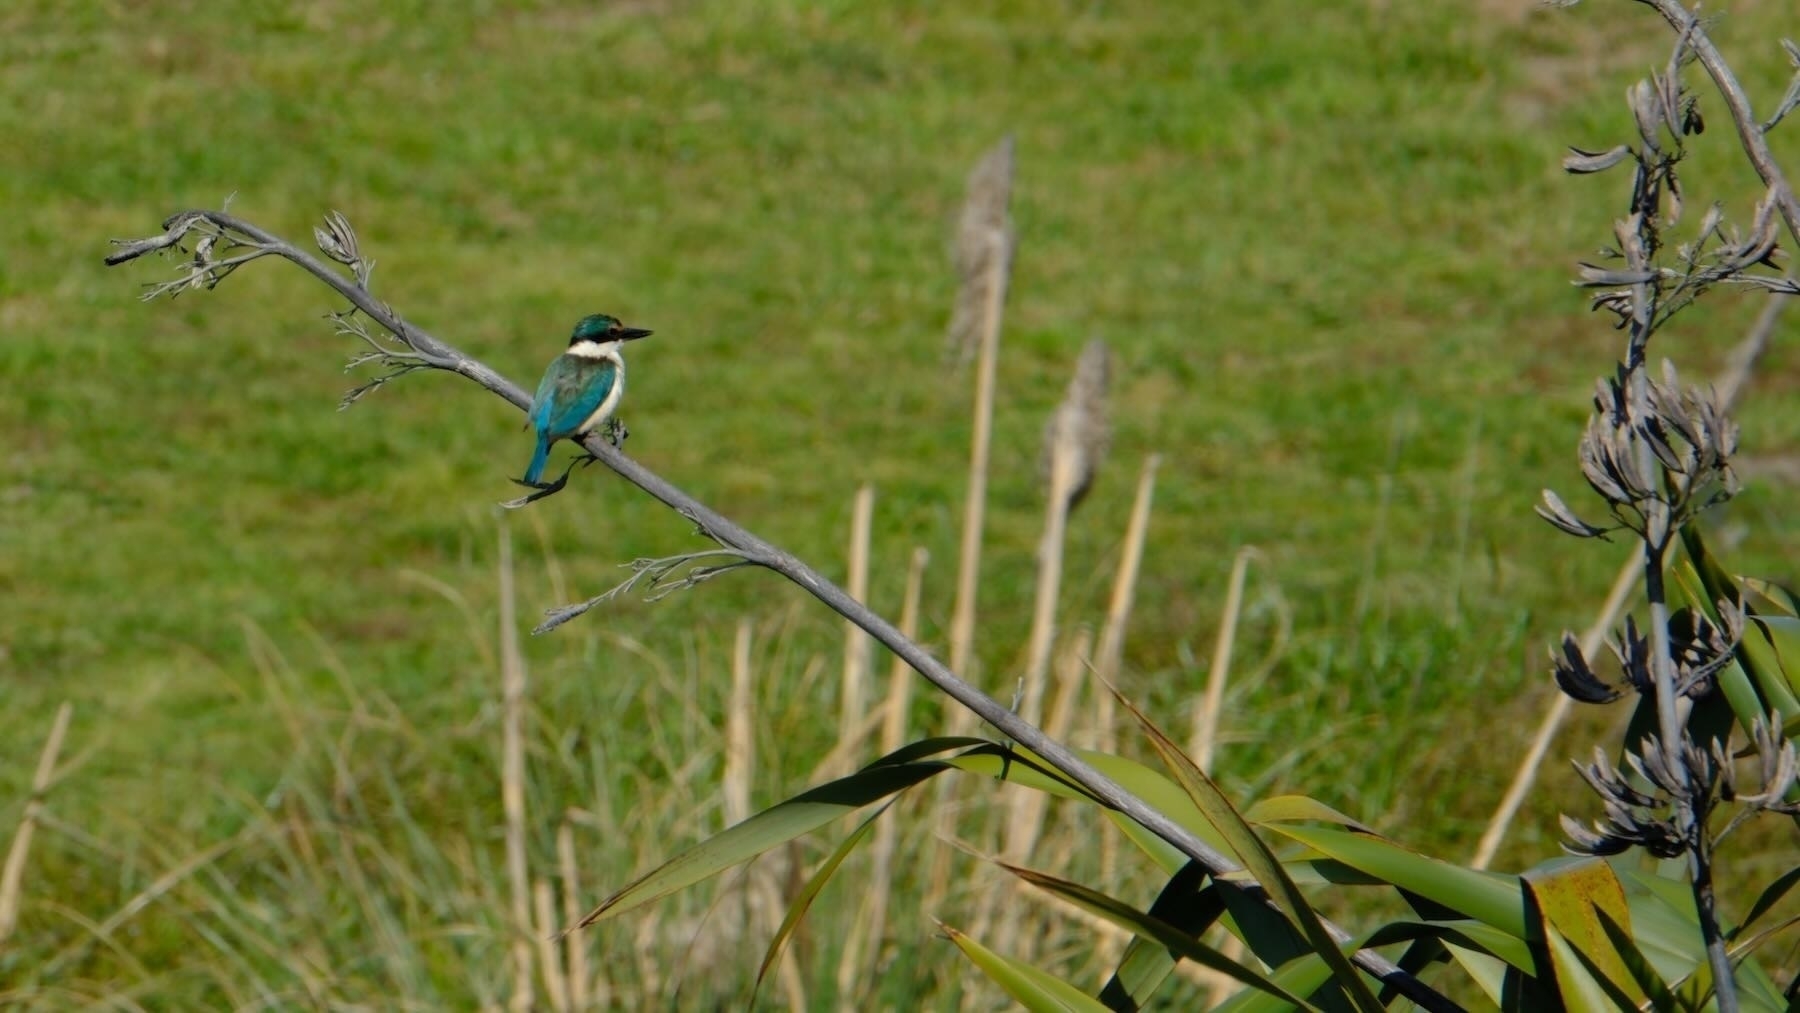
[620, 327, 653, 341]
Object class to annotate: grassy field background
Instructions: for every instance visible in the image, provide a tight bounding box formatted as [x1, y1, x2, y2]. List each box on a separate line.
[4, 0, 1800, 1006]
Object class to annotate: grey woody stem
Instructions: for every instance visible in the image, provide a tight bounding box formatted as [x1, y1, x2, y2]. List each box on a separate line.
[1631, 6, 1778, 1006]
[1643, 0, 1800, 245]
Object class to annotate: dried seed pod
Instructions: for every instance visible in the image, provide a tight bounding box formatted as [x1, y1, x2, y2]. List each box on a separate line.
[1630, 79, 1665, 154]
[314, 210, 362, 267]
[1537, 489, 1609, 539]
[1551, 633, 1622, 703]
[1564, 145, 1633, 174]
[1575, 263, 1660, 286]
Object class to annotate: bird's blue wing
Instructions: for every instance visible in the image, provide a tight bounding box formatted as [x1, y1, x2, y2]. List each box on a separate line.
[529, 368, 561, 430]
[535, 358, 618, 439]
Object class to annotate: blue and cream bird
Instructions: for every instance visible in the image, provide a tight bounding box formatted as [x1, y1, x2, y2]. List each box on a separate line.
[519, 313, 652, 488]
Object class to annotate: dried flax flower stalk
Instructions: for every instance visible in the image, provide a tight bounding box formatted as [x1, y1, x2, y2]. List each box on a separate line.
[1532, 12, 1800, 1006]
[103, 205, 1461, 1011]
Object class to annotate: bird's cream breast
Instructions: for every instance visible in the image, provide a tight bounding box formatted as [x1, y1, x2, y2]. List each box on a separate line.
[577, 364, 625, 434]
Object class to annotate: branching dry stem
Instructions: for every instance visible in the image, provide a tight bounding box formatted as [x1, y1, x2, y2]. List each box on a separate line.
[104, 207, 1458, 1012]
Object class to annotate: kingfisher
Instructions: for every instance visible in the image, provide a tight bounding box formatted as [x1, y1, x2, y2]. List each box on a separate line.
[519, 313, 652, 488]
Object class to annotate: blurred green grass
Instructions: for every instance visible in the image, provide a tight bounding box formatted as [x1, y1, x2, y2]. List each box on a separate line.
[5, 0, 1800, 1002]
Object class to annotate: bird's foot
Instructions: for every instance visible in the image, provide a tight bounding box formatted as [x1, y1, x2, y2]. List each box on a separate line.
[500, 460, 579, 509]
[501, 426, 624, 508]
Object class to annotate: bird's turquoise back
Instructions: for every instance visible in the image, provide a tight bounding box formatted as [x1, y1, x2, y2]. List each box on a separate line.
[531, 355, 619, 439]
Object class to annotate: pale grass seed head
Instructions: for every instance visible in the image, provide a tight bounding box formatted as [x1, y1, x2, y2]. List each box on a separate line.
[1041, 338, 1111, 509]
[947, 135, 1015, 365]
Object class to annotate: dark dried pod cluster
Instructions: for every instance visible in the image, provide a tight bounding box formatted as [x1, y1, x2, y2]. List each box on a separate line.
[1562, 743, 1688, 858]
[1661, 604, 1741, 698]
[1551, 602, 1741, 706]
[1562, 733, 1726, 859]
[1727, 715, 1800, 810]
[1538, 360, 1737, 544]
[1563, 713, 1799, 857]
[1641, 362, 1739, 505]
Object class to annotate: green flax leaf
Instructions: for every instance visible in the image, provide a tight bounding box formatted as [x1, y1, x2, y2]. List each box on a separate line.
[1106, 687, 1385, 1013]
[1263, 823, 1528, 939]
[939, 920, 1112, 1012]
[753, 800, 894, 999]
[577, 759, 943, 927]
[999, 860, 1321, 1011]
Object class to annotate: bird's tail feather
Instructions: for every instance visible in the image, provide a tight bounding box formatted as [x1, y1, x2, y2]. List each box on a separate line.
[523, 435, 551, 486]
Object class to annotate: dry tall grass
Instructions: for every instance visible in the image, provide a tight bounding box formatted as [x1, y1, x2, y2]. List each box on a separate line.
[926, 136, 1017, 930]
[0, 703, 71, 945]
[945, 135, 1016, 687]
